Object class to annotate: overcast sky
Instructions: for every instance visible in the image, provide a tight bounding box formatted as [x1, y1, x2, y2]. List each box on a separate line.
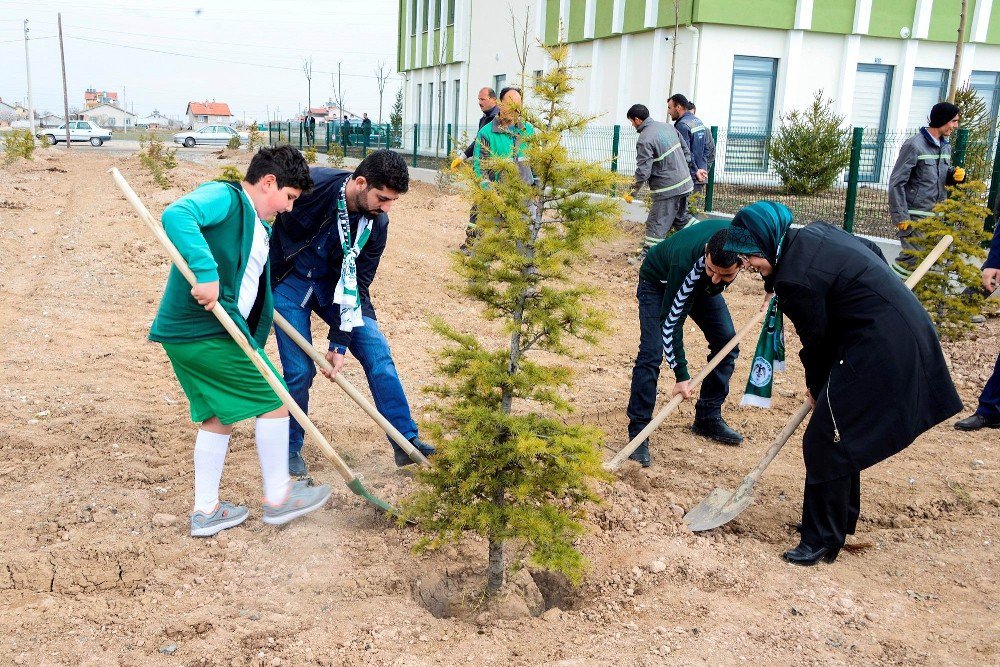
[0, 0, 402, 123]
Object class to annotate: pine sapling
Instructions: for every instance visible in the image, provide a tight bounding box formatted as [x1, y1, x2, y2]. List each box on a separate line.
[404, 43, 625, 596]
[910, 180, 991, 336]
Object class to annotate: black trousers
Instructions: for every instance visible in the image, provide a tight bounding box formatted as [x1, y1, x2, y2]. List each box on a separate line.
[800, 472, 861, 548]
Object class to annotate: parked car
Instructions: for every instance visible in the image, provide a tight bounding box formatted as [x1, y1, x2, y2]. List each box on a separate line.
[39, 121, 113, 146]
[172, 125, 248, 148]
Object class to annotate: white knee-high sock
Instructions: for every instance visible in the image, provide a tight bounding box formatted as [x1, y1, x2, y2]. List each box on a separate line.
[193, 429, 231, 514]
[255, 417, 291, 505]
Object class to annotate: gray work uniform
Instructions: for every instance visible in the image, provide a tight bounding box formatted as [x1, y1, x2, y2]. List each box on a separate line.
[631, 118, 695, 248]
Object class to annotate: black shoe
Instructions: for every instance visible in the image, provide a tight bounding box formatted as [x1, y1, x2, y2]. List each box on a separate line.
[628, 441, 651, 468]
[782, 541, 841, 566]
[394, 437, 436, 467]
[288, 452, 309, 479]
[691, 417, 744, 446]
[954, 413, 1000, 431]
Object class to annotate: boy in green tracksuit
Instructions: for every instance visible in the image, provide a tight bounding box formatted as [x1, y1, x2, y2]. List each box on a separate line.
[626, 219, 745, 467]
[150, 145, 331, 537]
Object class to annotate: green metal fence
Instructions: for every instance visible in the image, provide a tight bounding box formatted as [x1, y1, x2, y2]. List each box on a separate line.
[271, 121, 998, 240]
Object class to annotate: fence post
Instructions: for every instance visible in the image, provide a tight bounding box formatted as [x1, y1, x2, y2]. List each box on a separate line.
[412, 124, 419, 167]
[362, 130, 369, 158]
[287, 122, 292, 147]
[986, 138, 1000, 235]
[953, 127, 969, 168]
[325, 122, 330, 152]
[843, 127, 863, 234]
[610, 124, 620, 174]
[298, 121, 303, 149]
[268, 121, 272, 146]
[446, 123, 452, 157]
[705, 126, 718, 212]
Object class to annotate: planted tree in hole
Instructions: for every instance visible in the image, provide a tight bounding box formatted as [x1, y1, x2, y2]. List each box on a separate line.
[404, 43, 623, 595]
[302, 144, 318, 164]
[389, 88, 404, 148]
[216, 165, 245, 182]
[227, 134, 242, 150]
[770, 90, 851, 195]
[2, 129, 37, 163]
[246, 124, 263, 152]
[910, 180, 991, 336]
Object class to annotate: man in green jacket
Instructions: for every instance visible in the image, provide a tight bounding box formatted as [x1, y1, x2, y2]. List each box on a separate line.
[150, 145, 331, 537]
[626, 219, 745, 467]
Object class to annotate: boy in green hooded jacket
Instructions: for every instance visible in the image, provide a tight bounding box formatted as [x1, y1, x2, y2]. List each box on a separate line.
[150, 145, 331, 537]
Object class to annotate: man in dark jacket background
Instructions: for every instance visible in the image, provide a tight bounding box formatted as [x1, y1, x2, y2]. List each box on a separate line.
[269, 150, 436, 477]
[668, 93, 712, 194]
[954, 213, 1000, 431]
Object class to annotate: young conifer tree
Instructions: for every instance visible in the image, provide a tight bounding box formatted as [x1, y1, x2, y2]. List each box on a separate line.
[404, 43, 624, 595]
[910, 180, 991, 335]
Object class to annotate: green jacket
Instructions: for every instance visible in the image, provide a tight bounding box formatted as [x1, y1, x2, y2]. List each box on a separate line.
[149, 181, 273, 349]
[639, 219, 731, 381]
[473, 117, 536, 185]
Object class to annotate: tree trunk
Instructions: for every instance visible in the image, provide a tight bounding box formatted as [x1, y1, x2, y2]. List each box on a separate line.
[948, 0, 968, 102]
[486, 537, 504, 594]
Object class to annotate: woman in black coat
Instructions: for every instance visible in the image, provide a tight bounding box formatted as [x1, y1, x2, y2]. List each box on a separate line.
[725, 202, 963, 565]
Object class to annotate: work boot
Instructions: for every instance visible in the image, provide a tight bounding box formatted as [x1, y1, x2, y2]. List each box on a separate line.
[691, 417, 744, 446]
[954, 413, 1000, 431]
[459, 227, 479, 255]
[393, 437, 437, 467]
[628, 440, 651, 468]
[288, 452, 309, 479]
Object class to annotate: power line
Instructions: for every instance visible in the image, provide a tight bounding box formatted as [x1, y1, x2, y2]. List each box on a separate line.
[62, 23, 396, 59]
[0, 35, 57, 44]
[66, 35, 402, 80]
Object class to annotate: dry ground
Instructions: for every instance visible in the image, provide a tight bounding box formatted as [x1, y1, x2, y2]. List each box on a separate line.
[0, 148, 997, 666]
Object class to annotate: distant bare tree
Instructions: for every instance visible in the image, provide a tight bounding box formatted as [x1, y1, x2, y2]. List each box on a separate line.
[947, 0, 969, 102]
[509, 6, 532, 94]
[303, 56, 314, 117]
[332, 61, 347, 119]
[375, 60, 389, 126]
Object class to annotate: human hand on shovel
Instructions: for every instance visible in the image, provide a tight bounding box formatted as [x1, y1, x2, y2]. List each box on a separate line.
[191, 281, 220, 311]
[672, 380, 693, 400]
[321, 350, 346, 380]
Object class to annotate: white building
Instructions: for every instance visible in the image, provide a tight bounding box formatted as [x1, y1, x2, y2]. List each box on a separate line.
[82, 103, 137, 129]
[138, 112, 174, 129]
[398, 0, 1000, 171]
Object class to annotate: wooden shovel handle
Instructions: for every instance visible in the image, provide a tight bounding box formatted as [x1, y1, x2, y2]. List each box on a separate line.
[607, 307, 767, 470]
[271, 313, 429, 465]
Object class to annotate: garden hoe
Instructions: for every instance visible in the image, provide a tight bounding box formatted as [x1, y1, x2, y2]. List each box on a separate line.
[271, 313, 429, 466]
[110, 168, 397, 516]
[683, 234, 954, 531]
[606, 308, 767, 471]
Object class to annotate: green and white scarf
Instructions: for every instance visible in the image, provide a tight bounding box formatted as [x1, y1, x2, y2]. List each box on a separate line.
[333, 179, 373, 332]
[741, 296, 786, 408]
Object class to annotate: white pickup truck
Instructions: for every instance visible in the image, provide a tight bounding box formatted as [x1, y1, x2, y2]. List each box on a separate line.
[40, 121, 113, 146]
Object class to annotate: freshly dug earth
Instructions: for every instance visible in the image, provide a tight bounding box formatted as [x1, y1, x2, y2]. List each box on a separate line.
[0, 149, 997, 666]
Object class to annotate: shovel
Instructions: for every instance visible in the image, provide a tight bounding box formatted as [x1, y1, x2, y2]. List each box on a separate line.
[683, 234, 953, 531]
[606, 308, 767, 470]
[271, 313, 429, 466]
[111, 168, 397, 515]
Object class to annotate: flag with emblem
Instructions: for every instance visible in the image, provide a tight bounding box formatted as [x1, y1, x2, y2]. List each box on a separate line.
[740, 296, 785, 408]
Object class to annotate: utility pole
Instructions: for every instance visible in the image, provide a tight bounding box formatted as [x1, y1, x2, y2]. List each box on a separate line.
[23, 19, 36, 137]
[58, 14, 71, 147]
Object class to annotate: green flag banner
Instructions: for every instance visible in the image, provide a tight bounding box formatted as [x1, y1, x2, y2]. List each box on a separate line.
[741, 296, 785, 408]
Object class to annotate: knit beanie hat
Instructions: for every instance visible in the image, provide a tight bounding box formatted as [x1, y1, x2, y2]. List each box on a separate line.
[928, 102, 960, 128]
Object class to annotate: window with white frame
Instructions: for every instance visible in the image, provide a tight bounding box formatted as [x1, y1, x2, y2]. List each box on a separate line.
[908, 68, 949, 131]
[725, 56, 778, 172]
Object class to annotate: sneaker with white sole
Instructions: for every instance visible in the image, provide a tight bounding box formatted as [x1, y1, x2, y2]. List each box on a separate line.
[262, 480, 332, 526]
[190, 501, 249, 537]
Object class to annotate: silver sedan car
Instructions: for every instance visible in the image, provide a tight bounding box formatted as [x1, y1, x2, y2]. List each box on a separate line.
[173, 125, 248, 148]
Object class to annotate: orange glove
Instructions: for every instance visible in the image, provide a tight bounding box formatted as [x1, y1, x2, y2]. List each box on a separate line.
[624, 194, 634, 204]
[953, 166, 965, 182]
[450, 156, 463, 171]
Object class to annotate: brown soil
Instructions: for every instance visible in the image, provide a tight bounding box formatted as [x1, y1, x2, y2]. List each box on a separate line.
[0, 149, 997, 666]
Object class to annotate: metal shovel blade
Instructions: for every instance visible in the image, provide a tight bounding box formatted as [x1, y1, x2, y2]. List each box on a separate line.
[683, 486, 755, 532]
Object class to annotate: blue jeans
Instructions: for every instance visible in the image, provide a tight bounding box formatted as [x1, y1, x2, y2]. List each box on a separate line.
[626, 278, 737, 442]
[272, 277, 419, 457]
[977, 352, 1000, 419]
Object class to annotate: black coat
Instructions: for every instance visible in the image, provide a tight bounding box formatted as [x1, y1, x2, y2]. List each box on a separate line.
[773, 222, 962, 483]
